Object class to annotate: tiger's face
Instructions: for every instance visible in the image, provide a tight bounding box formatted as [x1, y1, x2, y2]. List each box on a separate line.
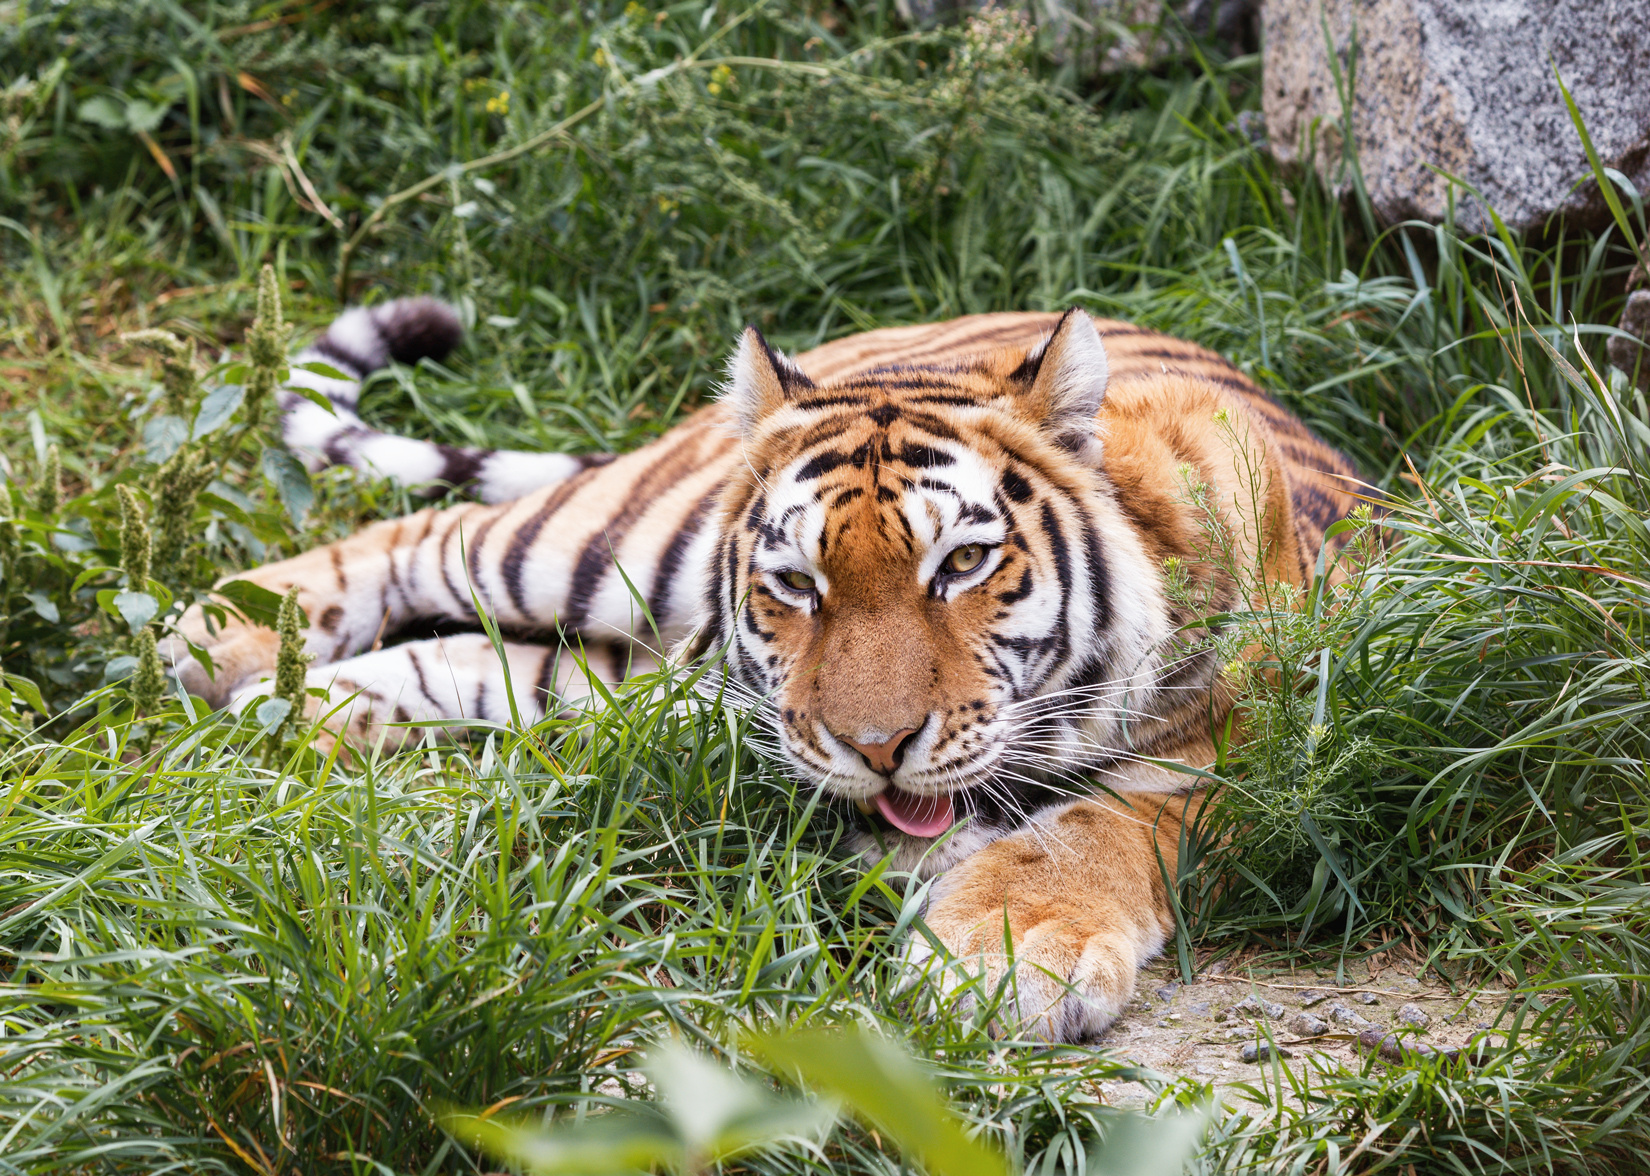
[705, 311, 1176, 862]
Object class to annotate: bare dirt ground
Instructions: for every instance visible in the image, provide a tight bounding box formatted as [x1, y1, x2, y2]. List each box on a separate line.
[1089, 957, 1509, 1106]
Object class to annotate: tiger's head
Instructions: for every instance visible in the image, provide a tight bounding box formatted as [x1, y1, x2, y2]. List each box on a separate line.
[701, 310, 1181, 868]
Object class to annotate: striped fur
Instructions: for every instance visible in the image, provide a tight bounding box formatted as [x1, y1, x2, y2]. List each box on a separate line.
[168, 304, 1362, 1042]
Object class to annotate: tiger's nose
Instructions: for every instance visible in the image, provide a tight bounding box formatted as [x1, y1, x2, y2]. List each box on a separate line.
[839, 729, 919, 776]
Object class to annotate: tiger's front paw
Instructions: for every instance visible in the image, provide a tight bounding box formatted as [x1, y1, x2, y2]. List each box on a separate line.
[160, 600, 281, 708]
[906, 816, 1174, 1042]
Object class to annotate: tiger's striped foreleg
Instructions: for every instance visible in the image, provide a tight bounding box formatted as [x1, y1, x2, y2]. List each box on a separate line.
[226, 633, 655, 752]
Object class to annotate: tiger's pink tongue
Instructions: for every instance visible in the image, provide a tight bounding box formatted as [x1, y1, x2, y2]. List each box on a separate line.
[873, 787, 955, 838]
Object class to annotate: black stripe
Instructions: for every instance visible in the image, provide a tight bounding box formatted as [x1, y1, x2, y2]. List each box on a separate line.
[1076, 502, 1112, 631]
[560, 437, 710, 631]
[646, 484, 720, 627]
[311, 334, 378, 378]
[1039, 499, 1074, 674]
[500, 465, 605, 619]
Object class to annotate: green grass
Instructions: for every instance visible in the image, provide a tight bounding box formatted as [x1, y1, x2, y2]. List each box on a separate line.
[2, 1, 1649, 1171]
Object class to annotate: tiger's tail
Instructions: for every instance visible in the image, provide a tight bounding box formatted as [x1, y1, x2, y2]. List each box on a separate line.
[280, 298, 609, 504]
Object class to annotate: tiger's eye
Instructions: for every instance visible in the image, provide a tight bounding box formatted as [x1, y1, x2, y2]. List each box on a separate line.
[778, 569, 817, 592]
[942, 544, 987, 574]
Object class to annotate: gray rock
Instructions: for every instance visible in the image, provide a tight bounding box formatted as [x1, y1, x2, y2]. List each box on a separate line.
[1355, 991, 1381, 1005]
[1327, 1002, 1374, 1028]
[1298, 989, 1330, 1007]
[1231, 994, 1287, 1020]
[1609, 290, 1650, 392]
[1288, 1012, 1329, 1037]
[1155, 982, 1180, 1003]
[1241, 1041, 1293, 1063]
[1263, 0, 1650, 233]
[1184, 1001, 1212, 1017]
[1155, 1018, 1171, 1028]
[1224, 1027, 1252, 1041]
[1397, 1003, 1431, 1030]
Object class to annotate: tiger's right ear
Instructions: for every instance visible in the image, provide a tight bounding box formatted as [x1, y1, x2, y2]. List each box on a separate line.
[723, 326, 815, 436]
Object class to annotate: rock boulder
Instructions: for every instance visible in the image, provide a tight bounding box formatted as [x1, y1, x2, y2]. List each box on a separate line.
[1263, 0, 1650, 233]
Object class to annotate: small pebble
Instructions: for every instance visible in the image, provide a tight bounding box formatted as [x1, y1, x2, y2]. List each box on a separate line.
[1184, 1001, 1211, 1017]
[1232, 994, 1286, 1020]
[1212, 1010, 1229, 1023]
[1155, 1018, 1170, 1028]
[1356, 991, 1381, 1005]
[1327, 1002, 1374, 1028]
[1397, 1003, 1431, 1030]
[1241, 1042, 1292, 1063]
[1224, 1027, 1251, 1042]
[1298, 989, 1329, 1007]
[1287, 1012, 1329, 1037]
[1154, 983, 1180, 1002]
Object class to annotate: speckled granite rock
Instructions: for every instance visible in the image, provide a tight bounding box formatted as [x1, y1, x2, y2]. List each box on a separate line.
[1263, 0, 1650, 232]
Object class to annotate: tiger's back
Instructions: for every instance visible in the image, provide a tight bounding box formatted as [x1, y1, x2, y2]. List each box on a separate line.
[797, 312, 1360, 574]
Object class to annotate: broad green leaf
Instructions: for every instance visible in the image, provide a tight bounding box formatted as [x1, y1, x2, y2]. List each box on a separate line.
[193, 383, 245, 438]
[254, 697, 292, 734]
[77, 95, 126, 129]
[112, 590, 158, 631]
[103, 655, 138, 684]
[445, 1109, 682, 1176]
[3, 672, 46, 713]
[144, 413, 189, 463]
[1088, 1108, 1210, 1176]
[295, 360, 351, 382]
[289, 384, 338, 415]
[123, 98, 167, 133]
[262, 446, 314, 527]
[22, 592, 59, 623]
[645, 1043, 835, 1158]
[750, 1029, 1008, 1176]
[216, 579, 297, 628]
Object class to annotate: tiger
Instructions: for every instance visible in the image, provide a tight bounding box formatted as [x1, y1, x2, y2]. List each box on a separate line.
[166, 301, 1362, 1042]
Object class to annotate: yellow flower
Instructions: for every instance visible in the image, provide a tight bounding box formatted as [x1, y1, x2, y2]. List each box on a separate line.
[592, 47, 608, 67]
[485, 90, 510, 115]
[624, 0, 646, 17]
[1212, 406, 1229, 423]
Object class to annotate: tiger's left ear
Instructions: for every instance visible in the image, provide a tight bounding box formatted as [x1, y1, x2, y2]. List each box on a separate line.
[1014, 308, 1109, 457]
[723, 326, 815, 436]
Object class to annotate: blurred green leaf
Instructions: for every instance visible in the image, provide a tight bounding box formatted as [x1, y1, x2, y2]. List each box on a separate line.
[750, 1029, 1008, 1176]
[645, 1043, 836, 1159]
[261, 447, 313, 527]
[448, 1043, 834, 1175]
[192, 384, 244, 439]
[110, 590, 157, 631]
[449, 1109, 682, 1176]
[215, 579, 296, 629]
[3, 672, 46, 714]
[76, 95, 126, 130]
[1088, 1108, 1209, 1176]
